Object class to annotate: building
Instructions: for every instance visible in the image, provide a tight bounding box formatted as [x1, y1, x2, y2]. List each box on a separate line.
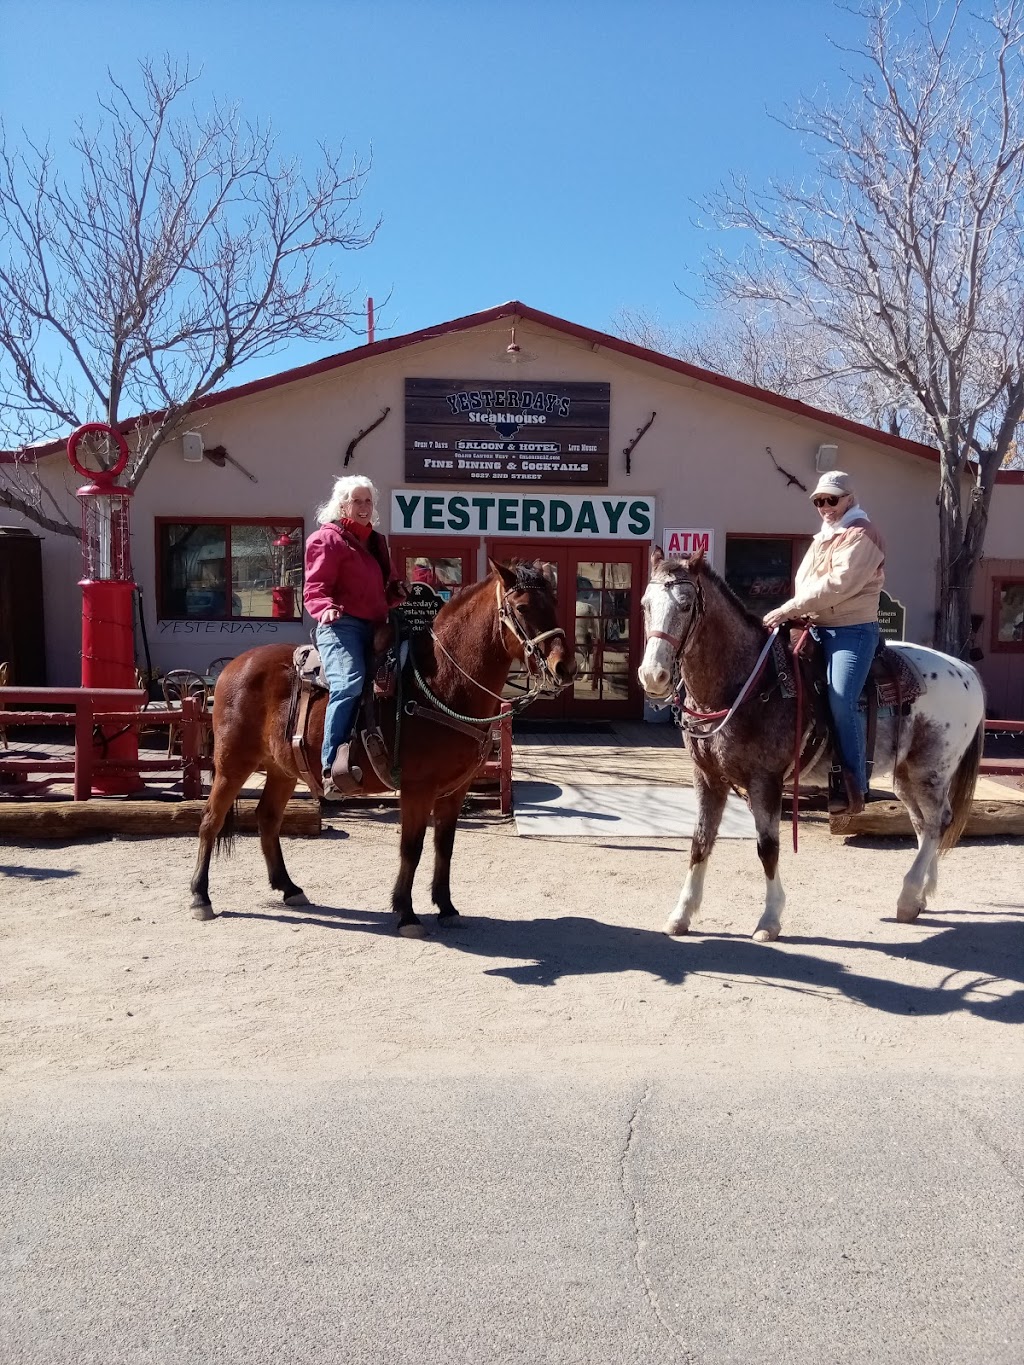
[3, 300, 1023, 717]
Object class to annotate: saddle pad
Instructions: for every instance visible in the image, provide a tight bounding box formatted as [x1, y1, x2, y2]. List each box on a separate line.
[293, 644, 328, 691]
[874, 649, 925, 708]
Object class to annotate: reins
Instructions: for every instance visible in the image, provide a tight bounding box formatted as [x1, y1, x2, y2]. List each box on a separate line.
[675, 627, 780, 737]
[410, 582, 568, 728]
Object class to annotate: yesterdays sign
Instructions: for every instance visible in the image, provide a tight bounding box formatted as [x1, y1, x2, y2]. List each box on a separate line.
[391, 490, 655, 539]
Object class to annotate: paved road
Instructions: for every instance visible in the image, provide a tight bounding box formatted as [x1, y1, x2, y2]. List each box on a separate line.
[2, 1064, 1021, 1364]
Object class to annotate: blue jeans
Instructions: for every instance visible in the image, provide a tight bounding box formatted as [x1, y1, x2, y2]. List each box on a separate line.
[812, 622, 879, 795]
[316, 616, 374, 771]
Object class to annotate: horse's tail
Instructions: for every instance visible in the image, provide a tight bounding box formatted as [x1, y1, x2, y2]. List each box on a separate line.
[940, 721, 984, 853]
[215, 799, 238, 857]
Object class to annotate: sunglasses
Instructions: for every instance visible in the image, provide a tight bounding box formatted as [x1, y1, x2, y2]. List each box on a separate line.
[812, 495, 841, 508]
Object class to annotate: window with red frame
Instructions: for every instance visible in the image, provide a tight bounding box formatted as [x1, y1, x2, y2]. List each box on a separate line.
[157, 519, 304, 620]
[992, 577, 1024, 652]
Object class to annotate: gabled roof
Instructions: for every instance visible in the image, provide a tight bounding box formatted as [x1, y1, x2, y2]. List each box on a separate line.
[0, 298, 982, 468]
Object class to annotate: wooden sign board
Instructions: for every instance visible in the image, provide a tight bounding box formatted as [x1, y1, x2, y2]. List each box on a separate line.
[878, 589, 906, 640]
[395, 581, 449, 634]
[405, 378, 610, 485]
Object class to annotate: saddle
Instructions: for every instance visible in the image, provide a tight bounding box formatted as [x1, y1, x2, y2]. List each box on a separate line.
[286, 614, 410, 799]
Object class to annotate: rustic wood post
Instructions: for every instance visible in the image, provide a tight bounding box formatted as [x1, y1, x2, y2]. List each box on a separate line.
[74, 700, 94, 801]
[181, 694, 202, 799]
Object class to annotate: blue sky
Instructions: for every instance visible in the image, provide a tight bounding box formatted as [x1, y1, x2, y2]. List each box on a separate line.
[3, 0, 868, 386]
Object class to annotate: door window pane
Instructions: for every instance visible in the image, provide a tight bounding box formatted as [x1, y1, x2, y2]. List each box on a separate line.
[571, 559, 634, 702]
[405, 556, 464, 601]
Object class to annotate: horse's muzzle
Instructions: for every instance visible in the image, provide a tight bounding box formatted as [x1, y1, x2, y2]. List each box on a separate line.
[638, 661, 673, 698]
[548, 642, 577, 687]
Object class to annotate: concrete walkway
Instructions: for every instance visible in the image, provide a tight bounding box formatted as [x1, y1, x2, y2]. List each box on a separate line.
[514, 719, 1021, 804]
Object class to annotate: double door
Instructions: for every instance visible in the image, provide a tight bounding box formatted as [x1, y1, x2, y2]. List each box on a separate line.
[487, 539, 647, 719]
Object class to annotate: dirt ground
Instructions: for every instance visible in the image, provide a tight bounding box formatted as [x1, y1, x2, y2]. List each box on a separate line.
[3, 801, 1023, 1084]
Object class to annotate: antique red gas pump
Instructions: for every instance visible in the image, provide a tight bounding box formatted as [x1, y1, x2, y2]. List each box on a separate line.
[271, 530, 297, 619]
[67, 422, 143, 793]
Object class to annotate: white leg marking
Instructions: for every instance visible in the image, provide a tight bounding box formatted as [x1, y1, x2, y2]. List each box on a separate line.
[753, 875, 786, 942]
[897, 833, 940, 921]
[665, 861, 707, 936]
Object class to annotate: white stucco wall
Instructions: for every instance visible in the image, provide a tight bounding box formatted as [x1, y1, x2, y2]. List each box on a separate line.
[8, 314, 960, 686]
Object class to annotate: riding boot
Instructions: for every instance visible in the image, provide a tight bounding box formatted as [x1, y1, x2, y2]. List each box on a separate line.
[329, 741, 364, 796]
[828, 765, 865, 817]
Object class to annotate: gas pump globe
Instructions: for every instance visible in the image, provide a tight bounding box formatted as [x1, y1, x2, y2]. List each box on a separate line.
[67, 422, 143, 792]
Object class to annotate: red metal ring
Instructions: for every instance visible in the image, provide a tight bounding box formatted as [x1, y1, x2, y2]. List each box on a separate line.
[67, 423, 130, 480]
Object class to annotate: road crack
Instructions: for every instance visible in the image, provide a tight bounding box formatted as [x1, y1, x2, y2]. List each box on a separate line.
[620, 1083, 697, 1361]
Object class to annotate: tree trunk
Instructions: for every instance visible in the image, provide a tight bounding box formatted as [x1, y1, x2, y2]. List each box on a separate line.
[935, 447, 978, 658]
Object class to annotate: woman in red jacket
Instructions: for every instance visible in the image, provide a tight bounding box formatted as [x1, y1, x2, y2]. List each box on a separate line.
[303, 476, 402, 797]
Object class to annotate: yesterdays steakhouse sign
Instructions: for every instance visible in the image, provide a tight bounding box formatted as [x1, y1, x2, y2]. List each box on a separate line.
[390, 490, 656, 539]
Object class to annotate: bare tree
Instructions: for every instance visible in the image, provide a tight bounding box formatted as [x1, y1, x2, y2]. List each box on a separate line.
[615, 302, 931, 436]
[0, 57, 378, 535]
[704, 0, 1024, 656]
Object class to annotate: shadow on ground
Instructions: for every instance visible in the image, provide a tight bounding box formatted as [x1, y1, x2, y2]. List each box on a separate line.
[239, 893, 1024, 1023]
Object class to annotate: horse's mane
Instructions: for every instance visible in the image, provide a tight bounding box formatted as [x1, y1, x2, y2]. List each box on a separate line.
[663, 555, 766, 635]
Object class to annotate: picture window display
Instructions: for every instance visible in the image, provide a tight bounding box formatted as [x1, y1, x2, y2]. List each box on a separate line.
[158, 519, 304, 620]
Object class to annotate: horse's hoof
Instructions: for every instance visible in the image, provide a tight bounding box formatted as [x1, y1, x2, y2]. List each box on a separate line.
[191, 902, 216, 921]
[283, 891, 309, 907]
[397, 922, 427, 939]
[752, 927, 780, 942]
[663, 920, 689, 937]
[436, 911, 460, 927]
[896, 903, 922, 923]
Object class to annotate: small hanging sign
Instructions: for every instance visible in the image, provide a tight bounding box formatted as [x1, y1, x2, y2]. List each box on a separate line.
[878, 590, 906, 640]
[396, 581, 449, 634]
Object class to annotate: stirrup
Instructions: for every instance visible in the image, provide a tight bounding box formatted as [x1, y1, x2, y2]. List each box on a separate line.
[329, 743, 363, 796]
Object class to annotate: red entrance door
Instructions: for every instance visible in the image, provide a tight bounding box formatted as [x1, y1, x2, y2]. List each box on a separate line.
[487, 539, 648, 719]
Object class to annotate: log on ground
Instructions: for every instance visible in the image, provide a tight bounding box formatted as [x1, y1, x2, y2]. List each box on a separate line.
[830, 799, 1024, 838]
[0, 799, 321, 839]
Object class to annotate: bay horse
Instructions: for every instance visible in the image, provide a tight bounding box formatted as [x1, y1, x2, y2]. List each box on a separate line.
[639, 548, 985, 941]
[190, 560, 574, 935]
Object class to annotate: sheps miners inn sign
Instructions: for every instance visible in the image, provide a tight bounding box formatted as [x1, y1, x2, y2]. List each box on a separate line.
[391, 490, 656, 539]
[405, 378, 611, 485]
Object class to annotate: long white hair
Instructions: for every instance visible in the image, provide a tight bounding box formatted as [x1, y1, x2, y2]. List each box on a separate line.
[315, 475, 381, 527]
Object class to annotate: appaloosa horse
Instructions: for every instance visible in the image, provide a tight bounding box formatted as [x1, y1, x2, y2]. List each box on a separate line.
[190, 561, 574, 935]
[639, 548, 985, 941]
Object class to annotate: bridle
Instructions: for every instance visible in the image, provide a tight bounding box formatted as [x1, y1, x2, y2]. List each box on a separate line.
[644, 570, 778, 738]
[645, 575, 703, 658]
[495, 581, 569, 700]
[418, 579, 569, 719]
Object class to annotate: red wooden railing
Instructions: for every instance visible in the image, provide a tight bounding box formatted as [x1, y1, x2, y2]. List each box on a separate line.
[0, 687, 209, 799]
[0, 687, 513, 810]
[982, 719, 1024, 777]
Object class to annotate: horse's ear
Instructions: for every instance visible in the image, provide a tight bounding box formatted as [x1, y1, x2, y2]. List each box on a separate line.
[488, 558, 518, 590]
[687, 547, 706, 572]
[533, 557, 556, 587]
[650, 545, 664, 571]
